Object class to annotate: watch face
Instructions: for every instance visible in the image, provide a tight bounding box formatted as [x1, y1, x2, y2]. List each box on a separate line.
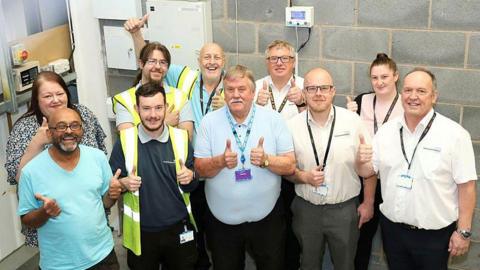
[459, 230, 472, 239]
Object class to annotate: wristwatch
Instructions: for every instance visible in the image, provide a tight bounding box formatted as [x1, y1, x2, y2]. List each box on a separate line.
[260, 155, 269, 168]
[457, 229, 472, 240]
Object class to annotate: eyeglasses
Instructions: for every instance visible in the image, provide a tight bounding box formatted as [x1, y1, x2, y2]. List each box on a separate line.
[267, 56, 294, 64]
[145, 58, 169, 67]
[49, 122, 82, 132]
[304, 85, 333, 94]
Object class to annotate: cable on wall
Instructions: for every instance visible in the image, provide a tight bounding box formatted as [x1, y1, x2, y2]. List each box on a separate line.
[235, 0, 239, 64]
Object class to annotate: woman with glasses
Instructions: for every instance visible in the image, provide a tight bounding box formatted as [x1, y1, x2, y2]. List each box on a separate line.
[345, 53, 403, 270]
[5, 71, 107, 248]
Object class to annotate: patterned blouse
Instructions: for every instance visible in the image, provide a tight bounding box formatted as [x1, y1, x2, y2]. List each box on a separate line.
[4, 103, 107, 247]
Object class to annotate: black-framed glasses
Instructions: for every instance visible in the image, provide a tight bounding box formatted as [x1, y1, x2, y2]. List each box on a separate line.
[267, 56, 294, 63]
[49, 122, 82, 132]
[304, 85, 333, 94]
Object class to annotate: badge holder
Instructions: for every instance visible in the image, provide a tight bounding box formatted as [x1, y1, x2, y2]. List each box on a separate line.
[313, 184, 328, 196]
[235, 154, 252, 182]
[179, 224, 194, 244]
[396, 172, 413, 189]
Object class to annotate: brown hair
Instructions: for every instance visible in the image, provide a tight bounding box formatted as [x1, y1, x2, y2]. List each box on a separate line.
[133, 42, 171, 86]
[135, 82, 166, 106]
[264, 40, 295, 57]
[369, 53, 398, 75]
[20, 71, 73, 124]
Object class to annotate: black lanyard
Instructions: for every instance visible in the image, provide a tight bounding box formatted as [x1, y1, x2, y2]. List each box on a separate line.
[399, 112, 436, 170]
[199, 75, 223, 116]
[373, 93, 399, 134]
[306, 106, 336, 169]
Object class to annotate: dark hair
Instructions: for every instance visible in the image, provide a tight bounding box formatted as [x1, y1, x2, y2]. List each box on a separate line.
[21, 71, 73, 124]
[135, 82, 166, 106]
[369, 53, 398, 75]
[133, 42, 171, 86]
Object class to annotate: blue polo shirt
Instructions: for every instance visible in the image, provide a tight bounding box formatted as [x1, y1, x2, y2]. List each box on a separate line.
[194, 105, 294, 225]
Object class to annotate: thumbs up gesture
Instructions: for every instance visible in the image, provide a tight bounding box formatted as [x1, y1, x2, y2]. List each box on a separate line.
[346, 96, 358, 112]
[35, 193, 61, 217]
[120, 166, 142, 192]
[224, 139, 238, 169]
[256, 80, 270, 106]
[306, 166, 325, 187]
[108, 169, 123, 200]
[250, 137, 267, 167]
[177, 159, 194, 185]
[211, 89, 225, 111]
[32, 117, 51, 146]
[124, 14, 149, 33]
[165, 103, 180, 127]
[287, 78, 304, 105]
[357, 134, 372, 164]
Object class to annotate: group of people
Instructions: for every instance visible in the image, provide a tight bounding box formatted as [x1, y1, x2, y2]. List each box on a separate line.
[4, 14, 476, 270]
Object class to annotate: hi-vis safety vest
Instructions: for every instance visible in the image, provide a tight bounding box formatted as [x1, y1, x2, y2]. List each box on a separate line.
[112, 85, 188, 126]
[119, 126, 197, 255]
[176, 66, 199, 99]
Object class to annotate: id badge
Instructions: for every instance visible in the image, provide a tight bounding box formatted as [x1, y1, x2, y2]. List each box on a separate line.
[235, 168, 252, 182]
[396, 173, 413, 189]
[313, 184, 328, 196]
[179, 230, 194, 244]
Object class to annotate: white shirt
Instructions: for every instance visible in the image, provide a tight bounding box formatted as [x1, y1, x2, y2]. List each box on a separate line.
[373, 109, 477, 229]
[287, 106, 370, 205]
[255, 75, 304, 120]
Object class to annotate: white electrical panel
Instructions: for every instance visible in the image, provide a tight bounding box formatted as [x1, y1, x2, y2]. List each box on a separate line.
[103, 26, 137, 70]
[285, 6, 314, 28]
[93, 0, 142, 20]
[146, 0, 212, 69]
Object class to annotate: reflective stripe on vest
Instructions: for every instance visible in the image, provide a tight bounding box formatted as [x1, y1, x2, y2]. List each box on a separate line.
[177, 66, 199, 99]
[113, 85, 188, 126]
[120, 126, 197, 256]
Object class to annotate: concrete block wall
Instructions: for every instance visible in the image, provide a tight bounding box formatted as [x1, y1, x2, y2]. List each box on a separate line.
[103, 1, 480, 269]
[210, 0, 480, 269]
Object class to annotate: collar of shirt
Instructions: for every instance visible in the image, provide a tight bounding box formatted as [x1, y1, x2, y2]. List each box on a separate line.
[136, 81, 172, 93]
[226, 104, 256, 127]
[307, 105, 335, 128]
[398, 108, 435, 135]
[138, 124, 169, 144]
[266, 75, 295, 93]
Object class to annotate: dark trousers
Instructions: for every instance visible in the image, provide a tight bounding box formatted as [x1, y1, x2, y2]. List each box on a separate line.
[281, 178, 301, 270]
[191, 181, 211, 269]
[39, 248, 119, 270]
[380, 213, 456, 270]
[354, 179, 382, 270]
[205, 197, 286, 270]
[127, 221, 198, 270]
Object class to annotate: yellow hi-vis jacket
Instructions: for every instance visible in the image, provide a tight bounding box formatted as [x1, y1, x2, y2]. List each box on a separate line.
[175, 66, 199, 99]
[119, 126, 197, 255]
[112, 85, 188, 126]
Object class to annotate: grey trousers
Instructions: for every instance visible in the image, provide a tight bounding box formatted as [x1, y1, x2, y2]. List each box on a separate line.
[291, 196, 359, 270]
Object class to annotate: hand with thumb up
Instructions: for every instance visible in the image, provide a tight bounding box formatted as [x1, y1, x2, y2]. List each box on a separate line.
[119, 166, 142, 192]
[33, 117, 52, 146]
[165, 103, 180, 127]
[250, 137, 267, 167]
[346, 96, 358, 112]
[224, 139, 238, 169]
[177, 159, 194, 185]
[35, 193, 61, 217]
[256, 80, 270, 106]
[211, 89, 225, 111]
[357, 134, 372, 164]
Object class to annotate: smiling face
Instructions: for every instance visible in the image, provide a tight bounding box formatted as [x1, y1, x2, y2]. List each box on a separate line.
[370, 64, 399, 96]
[401, 70, 437, 121]
[136, 92, 166, 132]
[224, 76, 255, 118]
[198, 43, 225, 83]
[139, 49, 168, 84]
[38, 81, 68, 118]
[266, 45, 295, 80]
[303, 68, 336, 114]
[48, 108, 83, 155]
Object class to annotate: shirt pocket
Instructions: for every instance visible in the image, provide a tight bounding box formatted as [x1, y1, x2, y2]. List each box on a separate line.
[331, 130, 355, 165]
[417, 144, 443, 180]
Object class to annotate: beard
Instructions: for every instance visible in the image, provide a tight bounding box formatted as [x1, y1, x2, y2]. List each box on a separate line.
[52, 134, 81, 155]
[141, 118, 164, 132]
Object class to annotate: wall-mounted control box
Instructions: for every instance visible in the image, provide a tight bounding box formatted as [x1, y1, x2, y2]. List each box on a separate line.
[13, 61, 39, 92]
[285, 6, 314, 28]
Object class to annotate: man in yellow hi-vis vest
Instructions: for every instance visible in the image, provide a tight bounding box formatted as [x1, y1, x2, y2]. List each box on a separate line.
[110, 83, 198, 269]
[113, 42, 194, 141]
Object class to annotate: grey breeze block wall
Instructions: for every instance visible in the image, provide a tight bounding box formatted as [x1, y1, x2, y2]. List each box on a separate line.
[104, 1, 480, 269]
